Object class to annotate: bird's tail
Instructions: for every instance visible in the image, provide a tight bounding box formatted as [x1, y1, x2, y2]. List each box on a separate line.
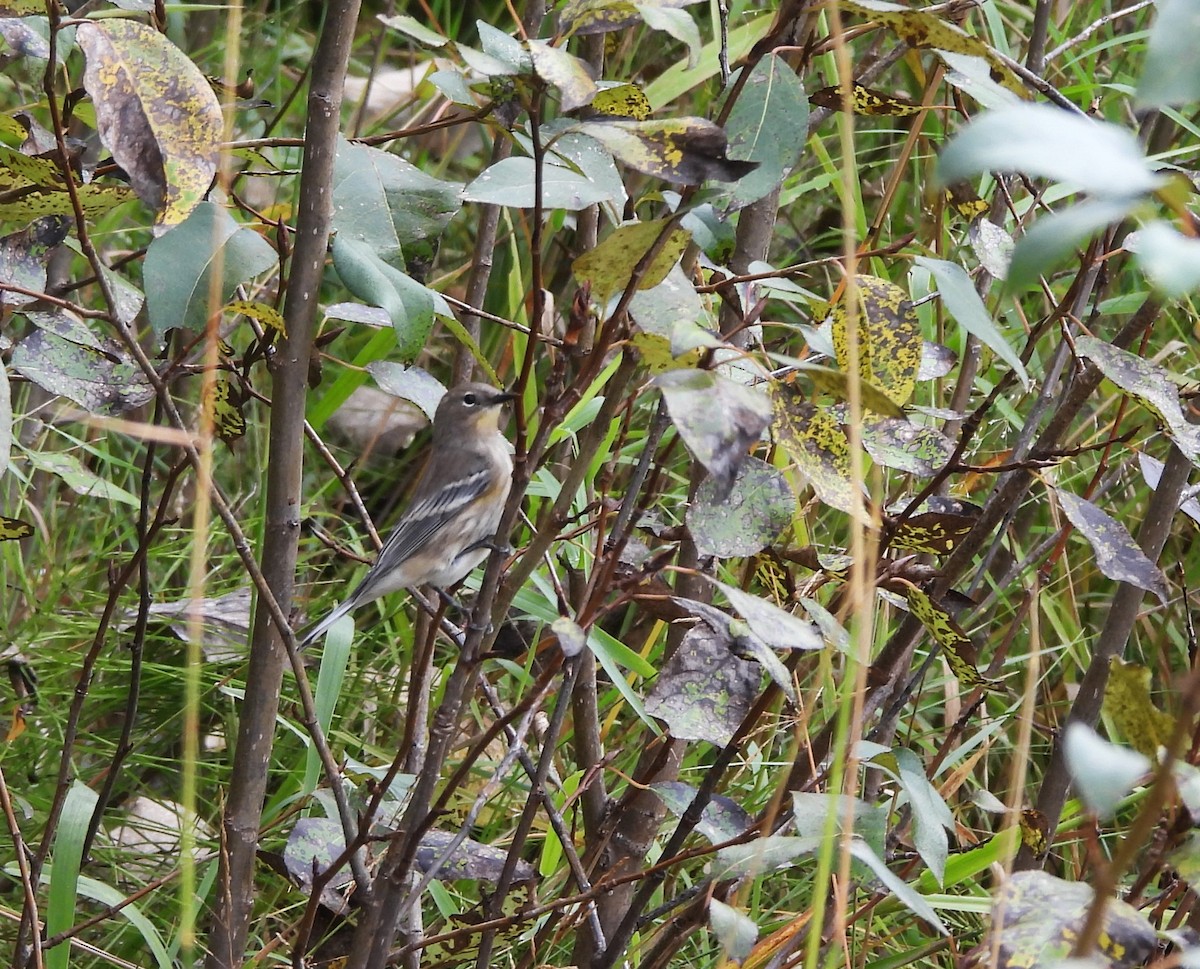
[297, 599, 356, 649]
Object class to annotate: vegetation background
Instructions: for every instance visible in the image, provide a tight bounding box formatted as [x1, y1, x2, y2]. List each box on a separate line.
[1, 0, 1199, 967]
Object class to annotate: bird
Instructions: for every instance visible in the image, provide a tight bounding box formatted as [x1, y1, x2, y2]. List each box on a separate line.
[299, 382, 515, 647]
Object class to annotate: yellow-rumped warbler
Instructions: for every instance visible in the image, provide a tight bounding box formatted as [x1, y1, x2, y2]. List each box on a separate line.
[299, 383, 515, 647]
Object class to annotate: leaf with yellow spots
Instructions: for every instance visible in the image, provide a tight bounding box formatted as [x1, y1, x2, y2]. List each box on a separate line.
[227, 299, 286, 338]
[945, 183, 989, 220]
[904, 583, 992, 689]
[1055, 486, 1168, 603]
[590, 83, 652, 120]
[77, 20, 223, 231]
[0, 516, 32, 541]
[573, 217, 691, 307]
[204, 378, 247, 443]
[887, 512, 974, 555]
[838, 0, 1025, 97]
[1017, 810, 1049, 856]
[0, 0, 43, 13]
[0, 145, 63, 188]
[581, 118, 758, 185]
[1103, 658, 1174, 758]
[0, 182, 136, 221]
[772, 385, 864, 521]
[801, 363, 905, 417]
[829, 275, 920, 410]
[810, 83, 923, 117]
[630, 332, 703, 374]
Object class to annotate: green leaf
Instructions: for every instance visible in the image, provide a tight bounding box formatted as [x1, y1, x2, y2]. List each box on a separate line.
[711, 579, 823, 653]
[581, 117, 757, 184]
[713, 835, 823, 879]
[143, 201, 277, 333]
[687, 456, 795, 557]
[1006, 196, 1139, 292]
[0, 0, 45, 13]
[1136, 0, 1200, 108]
[45, 781, 99, 969]
[1063, 723, 1149, 819]
[377, 12, 449, 47]
[25, 449, 140, 506]
[847, 838, 948, 935]
[573, 217, 690, 307]
[656, 369, 773, 500]
[636, 4, 701, 68]
[722, 53, 809, 207]
[1128, 221, 1200, 296]
[893, 748, 955, 885]
[1055, 487, 1168, 604]
[560, 0, 704, 35]
[914, 256, 1030, 386]
[937, 104, 1163, 198]
[462, 155, 617, 209]
[0, 354, 9, 479]
[331, 236, 435, 359]
[332, 137, 461, 270]
[76, 19, 222, 230]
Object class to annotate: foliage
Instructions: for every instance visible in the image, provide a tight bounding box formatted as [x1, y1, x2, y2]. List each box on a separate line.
[1, 1, 1200, 969]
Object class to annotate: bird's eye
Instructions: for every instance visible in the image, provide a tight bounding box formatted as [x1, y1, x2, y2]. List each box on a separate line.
[463, 392, 478, 406]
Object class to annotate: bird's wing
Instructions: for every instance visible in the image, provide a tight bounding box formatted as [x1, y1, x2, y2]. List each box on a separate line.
[371, 465, 493, 575]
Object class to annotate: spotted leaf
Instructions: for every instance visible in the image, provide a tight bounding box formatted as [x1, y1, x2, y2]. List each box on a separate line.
[573, 217, 691, 307]
[810, 83, 923, 116]
[0, 516, 32, 541]
[772, 387, 864, 521]
[77, 19, 223, 230]
[227, 299, 286, 338]
[590, 82, 652, 120]
[204, 378, 246, 443]
[1103, 658, 1175, 758]
[904, 584, 991, 689]
[829, 275, 921, 409]
[581, 118, 758, 185]
[862, 418, 954, 476]
[887, 512, 974, 555]
[1076, 335, 1200, 466]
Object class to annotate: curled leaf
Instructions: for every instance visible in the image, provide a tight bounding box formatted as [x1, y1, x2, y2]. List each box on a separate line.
[77, 20, 223, 230]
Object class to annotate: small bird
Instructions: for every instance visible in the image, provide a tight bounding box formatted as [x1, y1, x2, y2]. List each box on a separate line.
[299, 382, 515, 647]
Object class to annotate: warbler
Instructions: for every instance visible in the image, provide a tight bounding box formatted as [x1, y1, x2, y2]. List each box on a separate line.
[299, 383, 515, 647]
